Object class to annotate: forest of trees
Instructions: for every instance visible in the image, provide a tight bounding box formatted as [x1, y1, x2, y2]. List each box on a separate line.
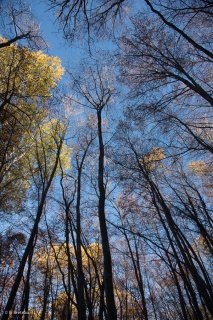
[0, 0, 212, 319]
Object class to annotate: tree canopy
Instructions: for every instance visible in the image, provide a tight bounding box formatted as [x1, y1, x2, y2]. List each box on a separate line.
[0, 1, 212, 320]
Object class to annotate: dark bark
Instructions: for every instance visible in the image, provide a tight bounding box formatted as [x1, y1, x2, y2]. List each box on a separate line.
[150, 182, 213, 317]
[2, 139, 63, 320]
[76, 166, 87, 320]
[97, 109, 117, 320]
[124, 233, 148, 320]
[40, 268, 51, 320]
[65, 209, 72, 320]
[144, 0, 213, 60]
[21, 244, 35, 320]
[0, 33, 31, 49]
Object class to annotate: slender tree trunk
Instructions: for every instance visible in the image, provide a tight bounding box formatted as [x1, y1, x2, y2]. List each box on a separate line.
[76, 166, 87, 320]
[96, 109, 117, 320]
[124, 232, 147, 320]
[40, 268, 51, 320]
[144, 0, 213, 59]
[2, 140, 63, 320]
[20, 244, 35, 320]
[2, 198, 47, 320]
[65, 211, 72, 320]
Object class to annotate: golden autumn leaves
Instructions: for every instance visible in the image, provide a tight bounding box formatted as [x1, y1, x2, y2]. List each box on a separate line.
[0, 37, 70, 212]
[0, 37, 64, 106]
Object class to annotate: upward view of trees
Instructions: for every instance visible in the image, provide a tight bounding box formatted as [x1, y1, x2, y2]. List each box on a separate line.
[0, 0, 212, 319]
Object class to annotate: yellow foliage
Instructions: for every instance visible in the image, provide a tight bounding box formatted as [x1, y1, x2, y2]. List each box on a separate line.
[34, 242, 102, 274]
[0, 36, 64, 109]
[188, 160, 213, 196]
[82, 243, 102, 264]
[2, 117, 71, 192]
[140, 147, 165, 171]
[0, 37, 65, 211]
[53, 292, 77, 311]
[188, 160, 212, 175]
[33, 118, 71, 172]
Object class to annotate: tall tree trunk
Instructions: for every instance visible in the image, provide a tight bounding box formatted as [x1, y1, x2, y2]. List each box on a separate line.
[40, 268, 51, 320]
[2, 140, 63, 320]
[65, 210, 72, 320]
[20, 244, 35, 320]
[96, 109, 117, 320]
[76, 166, 87, 320]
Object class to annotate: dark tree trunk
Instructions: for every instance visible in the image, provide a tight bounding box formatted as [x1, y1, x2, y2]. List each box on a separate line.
[96, 109, 117, 320]
[144, 0, 213, 60]
[20, 244, 35, 320]
[40, 269, 51, 320]
[2, 141, 63, 320]
[76, 166, 87, 320]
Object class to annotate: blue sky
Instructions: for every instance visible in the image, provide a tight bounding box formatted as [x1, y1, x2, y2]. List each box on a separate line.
[26, 0, 141, 69]
[27, 0, 87, 69]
